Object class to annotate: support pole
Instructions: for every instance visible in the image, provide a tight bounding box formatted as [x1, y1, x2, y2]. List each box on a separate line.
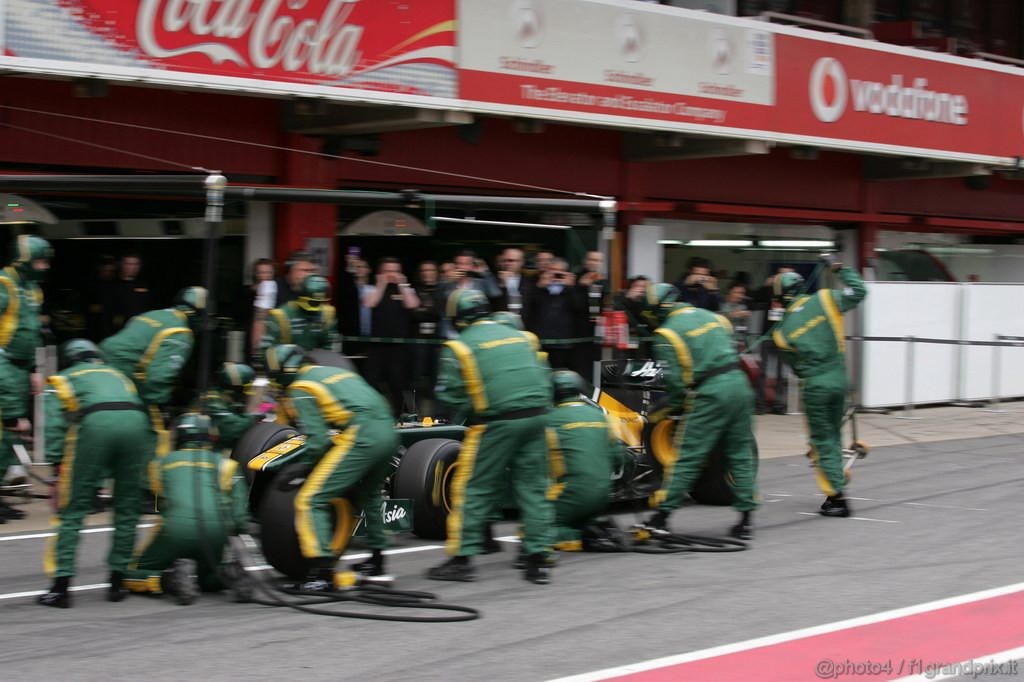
[896, 335, 920, 420]
[986, 333, 1005, 413]
[197, 173, 227, 397]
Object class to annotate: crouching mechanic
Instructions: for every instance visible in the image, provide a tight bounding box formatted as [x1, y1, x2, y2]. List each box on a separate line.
[643, 284, 759, 540]
[547, 370, 626, 552]
[123, 414, 249, 604]
[100, 286, 207, 456]
[204, 362, 261, 453]
[426, 289, 554, 584]
[772, 255, 867, 517]
[267, 344, 398, 590]
[38, 340, 152, 608]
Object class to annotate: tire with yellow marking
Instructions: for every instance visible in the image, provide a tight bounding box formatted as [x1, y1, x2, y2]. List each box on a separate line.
[231, 422, 299, 513]
[392, 438, 462, 540]
[259, 463, 354, 580]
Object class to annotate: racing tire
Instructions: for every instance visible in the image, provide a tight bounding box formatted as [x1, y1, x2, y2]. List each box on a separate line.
[258, 463, 357, 580]
[231, 422, 299, 485]
[305, 350, 358, 373]
[392, 438, 462, 540]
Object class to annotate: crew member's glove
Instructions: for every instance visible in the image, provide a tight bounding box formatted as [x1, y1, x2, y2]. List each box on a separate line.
[820, 252, 842, 271]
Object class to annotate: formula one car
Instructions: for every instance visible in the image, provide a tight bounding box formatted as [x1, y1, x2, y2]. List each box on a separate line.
[230, 353, 751, 579]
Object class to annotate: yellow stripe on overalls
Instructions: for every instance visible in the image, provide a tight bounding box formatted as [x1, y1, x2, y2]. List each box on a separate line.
[43, 423, 79, 576]
[445, 340, 488, 414]
[445, 424, 484, 555]
[295, 426, 359, 559]
[135, 325, 192, 381]
[653, 327, 694, 386]
[648, 394, 694, 509]
[545, 428, 566, 501]
[270, 308, 292, 344]
[818, 290, 846, 355]
[0, 270, 19, 348]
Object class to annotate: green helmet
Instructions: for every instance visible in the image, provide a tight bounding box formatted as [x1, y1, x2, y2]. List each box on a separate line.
[297, 275, 331, 312]
[9, 235, 53, 282]
[551, 370, 586, 403]
[174, 413, 212, 447]
[773, 271, 805, 303]
[219, 362, 255, 392]
[265, 344, 307, 387]
[173, 286, 208, 316]
[490, 310, 524, 330]
[59, 339, 102, 369]
[446, 288, 490, 330]
[645, 282, 682, 323]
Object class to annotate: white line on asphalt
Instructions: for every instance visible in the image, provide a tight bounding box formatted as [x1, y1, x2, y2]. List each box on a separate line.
[0, 542, 453, 602]
[0, 523, 157, 542]
[891, 646, 1024, 682]
[796, 512, 899, 523]
[0, 583, 109, 601]
[546, 582, 1024, 682]
[904, 502, 988, 511]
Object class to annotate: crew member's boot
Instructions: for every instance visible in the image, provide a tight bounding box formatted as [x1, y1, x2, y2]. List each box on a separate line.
[0, 498, 27, 521]
[820, 495, 851, 518]
[162, 559, 199, 605]
[426, 556, 476, 582]
[644, 510, 671, 536]
[482, 523, 503, 554]
[37, 576, 71, 609]
[352, 549, 394, 584]
[299, 558, 337, 593]
[730, 511, 754, 540]
[108, 571, 128, 602]
[523, 553, 552, 585]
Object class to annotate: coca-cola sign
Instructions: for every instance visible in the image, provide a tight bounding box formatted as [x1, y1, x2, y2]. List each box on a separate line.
[14, 0, 456, 97]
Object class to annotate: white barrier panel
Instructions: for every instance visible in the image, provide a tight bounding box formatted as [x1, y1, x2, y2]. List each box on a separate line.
[960, 284, 1024, 401]
[860, 282, 960, 409]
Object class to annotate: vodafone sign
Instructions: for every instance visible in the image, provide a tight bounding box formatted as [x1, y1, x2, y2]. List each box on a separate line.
[808, 56, 968, 127]
[775, 34, 1024, 161]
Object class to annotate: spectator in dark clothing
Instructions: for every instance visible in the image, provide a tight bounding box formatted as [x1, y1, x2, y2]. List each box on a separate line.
[673, 256, 720, 311]
[751, 266, 795, 415]
[524, 257, 584, 370]
[85, 255, 117, 342]
[412, 260, 444, 416]
[573, 250, 609, 379]
[615, 275, 651, 358]
[109, 253, 154, 331]
[274, 250, 320, 307]
[363, 257, 421, 417]
[494, 247, 530, 316]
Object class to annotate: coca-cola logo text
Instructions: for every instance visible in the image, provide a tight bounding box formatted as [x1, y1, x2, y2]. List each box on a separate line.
[136, 0, 364, 76]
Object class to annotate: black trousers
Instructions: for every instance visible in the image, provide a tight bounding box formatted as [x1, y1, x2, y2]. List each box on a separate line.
[366, 343, 410, 417]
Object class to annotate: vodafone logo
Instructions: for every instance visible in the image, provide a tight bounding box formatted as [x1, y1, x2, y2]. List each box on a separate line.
[809, 57, 847, 123]
[808, 56, 969, 126]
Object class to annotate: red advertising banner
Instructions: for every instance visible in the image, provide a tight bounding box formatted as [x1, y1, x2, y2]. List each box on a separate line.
[4, 0, 457, 97]
[456, 0, 1024, 164]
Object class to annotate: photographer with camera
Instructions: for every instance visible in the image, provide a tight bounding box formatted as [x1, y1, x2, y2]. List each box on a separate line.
[674, 256, 720, 312]
[524, 257, 583, 370]
[438, 250, 501, 338]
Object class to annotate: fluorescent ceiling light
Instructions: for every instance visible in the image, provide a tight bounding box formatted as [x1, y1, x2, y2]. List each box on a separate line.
[657, 239, 684, 245]
[686, 239, 754, 247]
[431, 216, 571, 230]
[759, 240, 835, 248]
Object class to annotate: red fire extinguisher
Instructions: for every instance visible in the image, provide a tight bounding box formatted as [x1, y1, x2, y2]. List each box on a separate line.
[601, 311, 629, 350]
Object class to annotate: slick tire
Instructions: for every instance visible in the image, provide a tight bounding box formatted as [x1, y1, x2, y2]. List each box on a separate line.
[392, 438, 462, 540]
[258, 463, 356, 580]
[231, 423, 299, 513]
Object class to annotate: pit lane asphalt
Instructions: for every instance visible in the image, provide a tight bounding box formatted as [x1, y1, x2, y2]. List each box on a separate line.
[1, 433, 1021, 682]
